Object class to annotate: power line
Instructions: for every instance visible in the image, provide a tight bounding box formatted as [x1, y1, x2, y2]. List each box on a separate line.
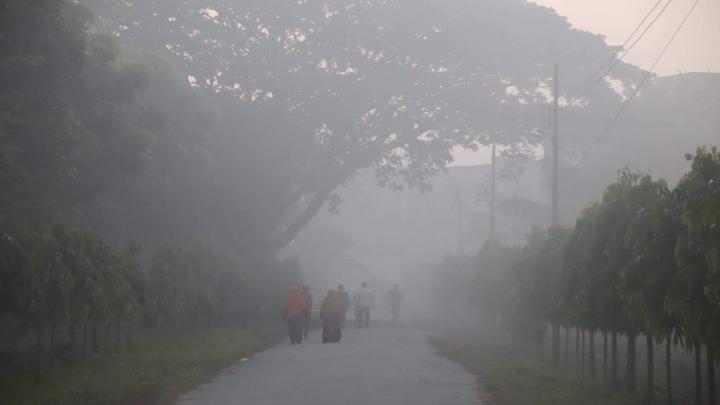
[575, 0, 675, 99]
[580, 0, 673, 96]
[569, 0, 664, 96]
[575, 0, 702, 167]
[577, 0, 675, 98]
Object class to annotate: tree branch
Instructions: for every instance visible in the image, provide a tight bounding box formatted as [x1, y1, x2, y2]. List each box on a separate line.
[267, 160, 364, 256]
[267, 186, 335, 256]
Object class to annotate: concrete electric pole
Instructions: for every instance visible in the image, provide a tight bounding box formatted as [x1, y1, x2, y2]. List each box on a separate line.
[490, 142, 497, 239]
[551, 64, 560, 226]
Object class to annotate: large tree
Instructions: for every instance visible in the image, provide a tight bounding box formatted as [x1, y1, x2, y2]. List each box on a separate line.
[0, 0, 92, 225]
[82, 0, 635, 254]
[0, 0, 156, 230]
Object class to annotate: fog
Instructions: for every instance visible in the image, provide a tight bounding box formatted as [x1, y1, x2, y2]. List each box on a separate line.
[1, 0, 718, 404]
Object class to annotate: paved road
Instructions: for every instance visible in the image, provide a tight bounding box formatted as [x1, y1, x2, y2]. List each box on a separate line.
[177, 323, 479, 405]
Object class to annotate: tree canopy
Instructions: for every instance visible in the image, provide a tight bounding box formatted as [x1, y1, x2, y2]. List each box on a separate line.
[81, 0, 639, 253]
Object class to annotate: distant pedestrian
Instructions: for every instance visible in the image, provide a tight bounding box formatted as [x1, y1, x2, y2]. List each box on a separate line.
[337, 284, 350, 328]
[285, 287, 306, 344]
[352, 289, 362, 326]
[387, 284, 404, 325]
[301, 285, 313, 338]
[355, 282, 374, 328]
[320, 290, 343, 343]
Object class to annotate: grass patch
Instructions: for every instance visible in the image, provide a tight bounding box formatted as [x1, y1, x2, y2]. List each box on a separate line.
[1, 323, 285, 405]
[429, 329, 640, 405]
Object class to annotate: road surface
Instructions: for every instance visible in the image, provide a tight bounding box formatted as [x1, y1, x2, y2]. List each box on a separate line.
[177, 323, 479, 405]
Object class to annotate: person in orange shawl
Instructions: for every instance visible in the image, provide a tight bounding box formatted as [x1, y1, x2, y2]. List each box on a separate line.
[285, 287, 306, 344]
[319, 289, 344, 343]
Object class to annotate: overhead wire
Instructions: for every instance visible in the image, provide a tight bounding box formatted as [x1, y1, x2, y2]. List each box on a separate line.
[574, 0, 703, 167]
[575, 0, 675, 99]
[569, 0, 664, 97]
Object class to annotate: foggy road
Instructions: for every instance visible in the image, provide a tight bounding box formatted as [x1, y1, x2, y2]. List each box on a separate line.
[176, 323, 479, 405]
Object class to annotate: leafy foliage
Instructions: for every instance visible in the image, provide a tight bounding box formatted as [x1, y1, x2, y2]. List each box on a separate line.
[443, 148, 720, 393]
[80, 0, 638, 253]
[0, 223, 294, 357]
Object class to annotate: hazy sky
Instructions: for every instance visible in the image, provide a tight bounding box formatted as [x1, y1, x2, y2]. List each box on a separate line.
[453, 0, 719, 166]
[532, 0, 720, 76]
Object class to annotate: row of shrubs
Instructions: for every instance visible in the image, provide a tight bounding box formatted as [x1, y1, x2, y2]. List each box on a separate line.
[0, 224, 300, 359]
[453, 147, 719, 404]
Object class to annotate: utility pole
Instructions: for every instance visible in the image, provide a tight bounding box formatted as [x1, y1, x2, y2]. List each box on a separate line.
[551, 64, 560, 226]
[550, 65, 561, 367]
[456, 188, 463, 255]
[490, 142, 496, 239]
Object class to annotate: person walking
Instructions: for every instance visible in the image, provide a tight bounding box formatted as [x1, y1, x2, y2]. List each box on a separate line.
[300, 285, 313, 338]
[319, 290, 343, 343]
[387, 284, 404, 325]
[352, 289, 362, 327]
[356, 282, 374, 328]
[337, 284, 350, 328]
[285, 287, 306, 344]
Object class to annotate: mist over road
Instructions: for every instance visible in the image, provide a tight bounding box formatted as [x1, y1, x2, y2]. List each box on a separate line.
[177, 323, 478, 405]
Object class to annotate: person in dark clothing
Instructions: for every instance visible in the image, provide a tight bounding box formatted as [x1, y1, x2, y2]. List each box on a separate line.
[301, 285, 313, 338]
[337, 284, 350, 328]
[320, 290, 343, 343]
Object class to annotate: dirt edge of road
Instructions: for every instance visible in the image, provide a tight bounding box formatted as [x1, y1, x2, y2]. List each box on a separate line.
[428, 335, 495, 405]
[119, 325, 286, 405]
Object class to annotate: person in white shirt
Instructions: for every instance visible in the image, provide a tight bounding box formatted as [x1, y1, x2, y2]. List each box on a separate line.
[355, 282, 374, 328]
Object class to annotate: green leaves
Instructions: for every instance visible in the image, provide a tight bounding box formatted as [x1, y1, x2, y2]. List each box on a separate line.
[0, 222, 290, 356]
[673, 147, 720, 348]
[467, 148, 719, 354]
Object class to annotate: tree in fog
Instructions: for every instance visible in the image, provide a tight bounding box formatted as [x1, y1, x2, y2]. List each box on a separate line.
[466, 152, 720, 402]
[672, 147, 720, 405]
[618, 175, 681, 403]
[509, 226, 570, 363]
[83, 0, 638, 253]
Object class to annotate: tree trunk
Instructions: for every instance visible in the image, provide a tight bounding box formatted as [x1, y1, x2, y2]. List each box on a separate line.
[126, 324, 132, 346]
[604, 331, 608, 385]
[695, 341, 702, 405]
[69, 319, 76, 349]
[666, 338, 672, 405]
[538, 322, 546, 361]
[627, 333, 637, 394]
[104, 322, 110, 350]
[115, 320, 120, 352]
[12, 325, 21, 354]
[590, 330, 596, 380]
[565, 327, 570, 366]
[612, 331, 619, 389]
[82, 321, 88, 355]
[647, 334, 654, 404]
[552, 323, 560, 366]
[587, 329, 595, 380]
[50, 322, 56, 352]
[557, 324, 562, 365]
[268, 184, 338, 255]
[576, 327, 581, 369]
[581, 328, 586, 378]
[92, 322, 99, 354]
[709, 346, 716, 405]
[37, 322, 45, 352]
